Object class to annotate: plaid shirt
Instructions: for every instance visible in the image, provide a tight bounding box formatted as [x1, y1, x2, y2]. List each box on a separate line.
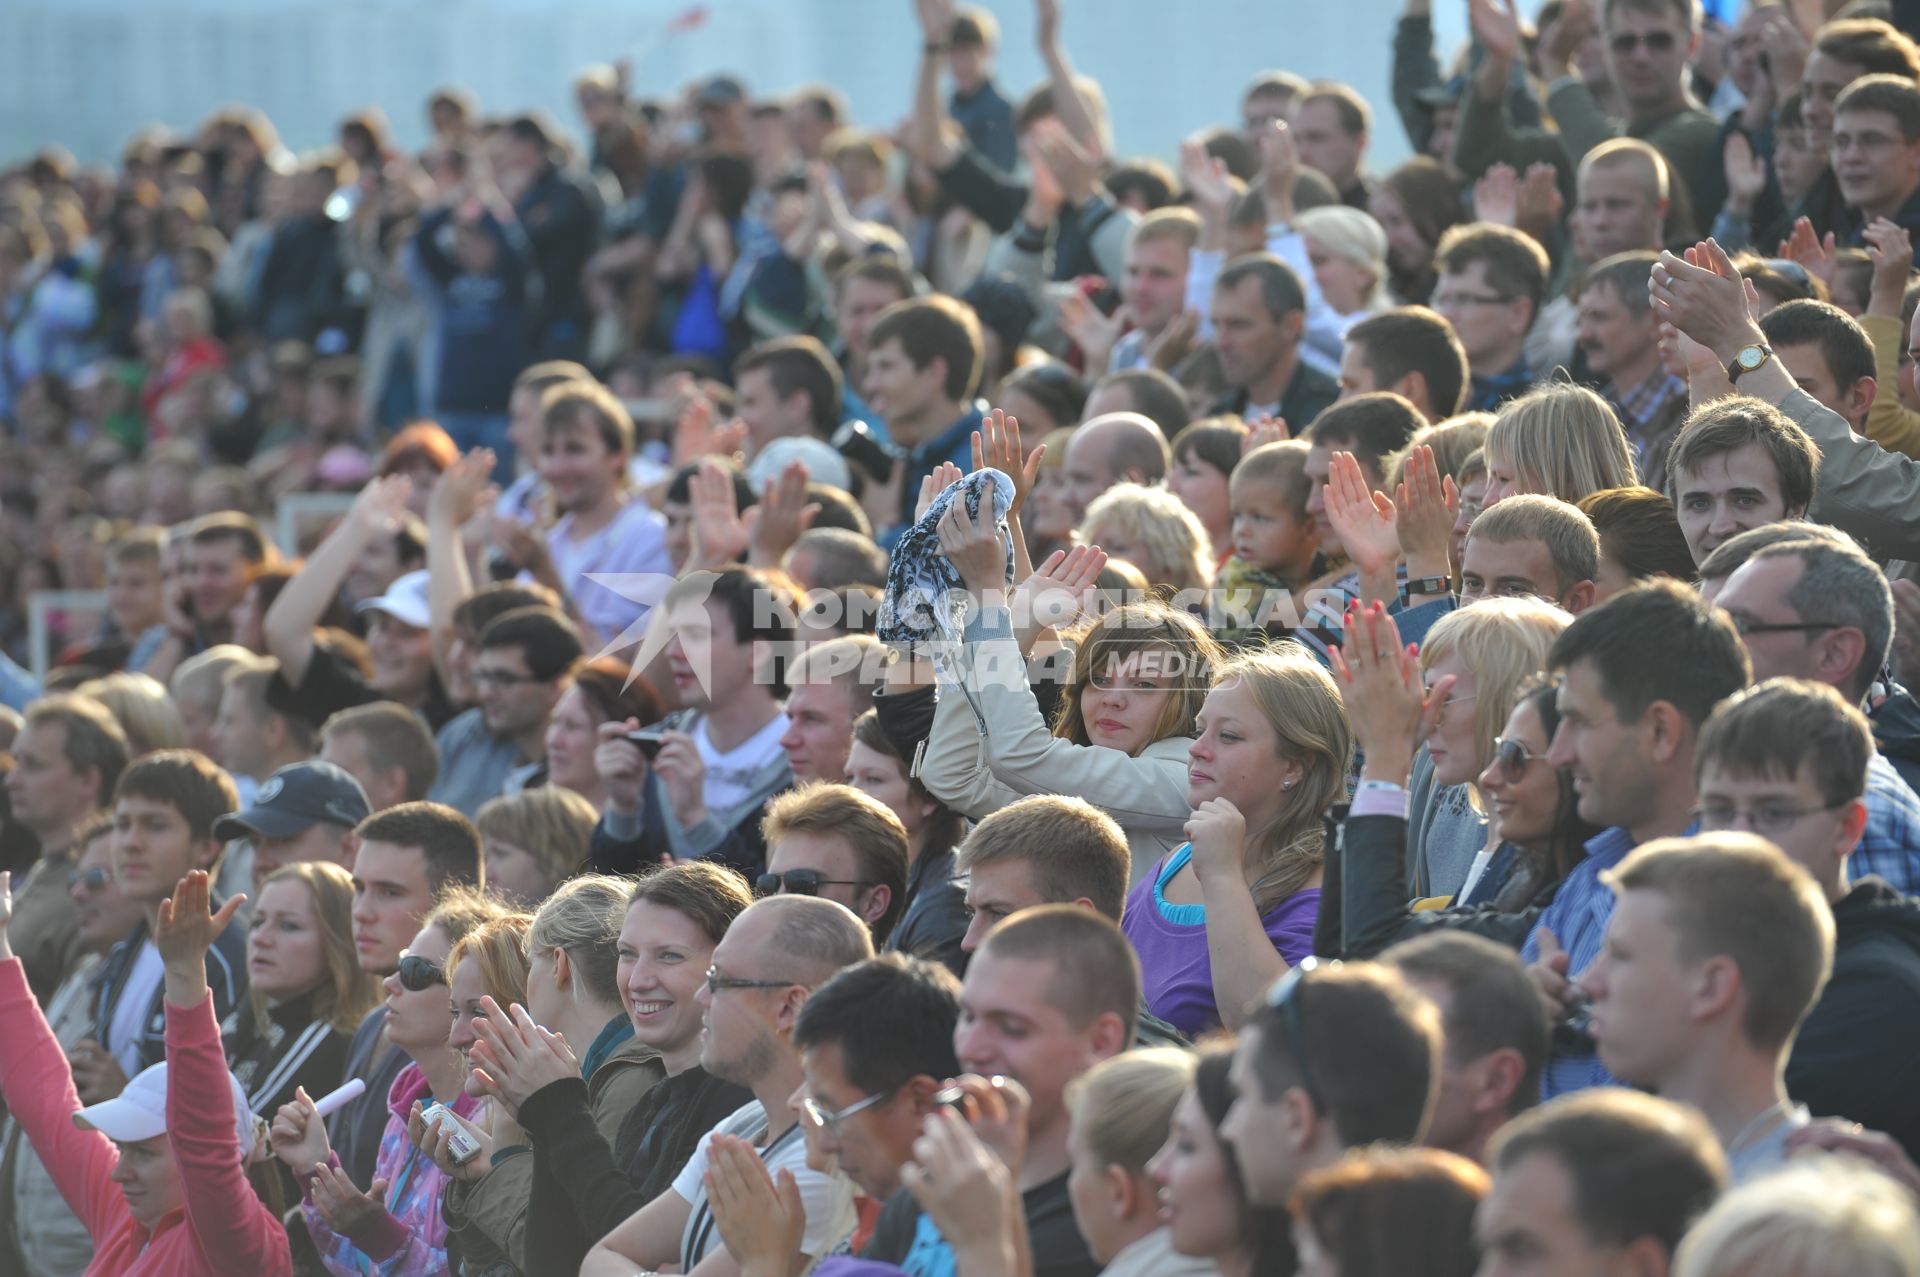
[1850, 752, 1920, 895]
[1607, 370, 1688, 484]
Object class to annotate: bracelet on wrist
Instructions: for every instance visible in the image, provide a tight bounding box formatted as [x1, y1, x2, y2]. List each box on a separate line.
[1398, 576, 1452, 606]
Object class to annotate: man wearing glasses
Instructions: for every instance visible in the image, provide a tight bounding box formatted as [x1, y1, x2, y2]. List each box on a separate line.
[1689, 679, 1920, 1163]
[1714, 536, 1920, 894]
[427, 605, 582, 818]
[759, 783, 907, 945]
[1833, 76, 1920, 258]
[1431, 225, 1550, 413]
[582, 895, 870, 1277]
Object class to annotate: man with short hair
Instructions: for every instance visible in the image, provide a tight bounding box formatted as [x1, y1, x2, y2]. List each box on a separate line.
[86, 751, 245, 1086]
[429, 605, 581, 817]
[1242, 70, 1312, 140]
[1207, 254, 1340, 425]
[1384, 932, 1550, 1167]
[761, 783, 909, 943]
[333, 800, 483, 1186]
[1580, 251, 1687, 490]
[1222, 961, 1443, 1231]
[213, 759, 370, 889]
[734, 336, 846, 455]
[1664, 397, 1821, 565]
[1578, 833, 1836, 1179]
[145, 513, 275, 682]
[1080, 368, 1192, 435]
[1833, 74, 1920, 247]
[832, 258, 914, 407]
[863, 296, 987, 534]
[861, 905, 1135, 1277]
[778, 634, 882, 785]
[1338, 306, 1470, 422]
[583, 896, 869, 1277]
[1433, 224, 1551, 411]
[212, 660, 316, 794]
[1459, 494, 1601, 613]
[1294, 82, 1374, 208]
[1525, 580, 1752, 1096]
[1476, 1089, 1729, 1275]
[782, 528, 890, 595]
[1107, 209, 1202, 373]
[4, 695, 130, 1003]
[1759, 298, 1878, 430]
[1574, 140, 1672, 263]
[1693, 679, 1920, 1160]
[1057, 412, 1172, 529]
[1713, 536, 1920, 890]
[319, 702, 439, 811]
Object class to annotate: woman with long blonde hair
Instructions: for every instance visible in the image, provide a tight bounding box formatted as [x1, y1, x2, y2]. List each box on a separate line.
[1123, 644, 1352, 1032]
[1482, 382, 1637, 509]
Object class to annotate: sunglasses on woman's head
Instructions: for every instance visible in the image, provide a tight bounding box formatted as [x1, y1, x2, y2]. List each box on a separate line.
[396, 952, 446, 991]
[1491, 736, 1550, 782]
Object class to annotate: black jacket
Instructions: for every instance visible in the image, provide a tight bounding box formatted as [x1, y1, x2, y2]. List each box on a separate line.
[519, 1066, 749, 1277]
[885, 846, 969, 978]
[1874, 682, 1920, 797]
[1786, 877, 1920, 1161]
[1316, 812, 1567, 958]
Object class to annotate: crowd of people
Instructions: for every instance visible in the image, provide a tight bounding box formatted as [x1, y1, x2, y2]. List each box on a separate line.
[9, 0, 1920, 1272]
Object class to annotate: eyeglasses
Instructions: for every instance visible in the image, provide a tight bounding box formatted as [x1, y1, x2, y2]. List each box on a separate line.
[68, 865, 112, 892]
[1429, 689, 1478, 720]
[755, 869, 878, 898]
[470, 668, 543, 690]
[1431, 290, 1514, 310]
[1263, 956, 1337, 1112]
[396, 951, 446, 991]
[1491, 736, 1550, 782]
[801, 1084, 900, 1136]
[1609, 30, 1678, 54]
[1727, 615, 1840, 639]
[704, 965, 798, 997]
[1691, 800, 1851, 837]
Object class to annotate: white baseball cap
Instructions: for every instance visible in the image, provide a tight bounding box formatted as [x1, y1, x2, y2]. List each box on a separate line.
[354, 569, 433, 630]
[74, 1059, 257, 1160]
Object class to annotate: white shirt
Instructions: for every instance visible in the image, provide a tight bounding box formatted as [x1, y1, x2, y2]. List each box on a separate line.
[695, 713, 790, 813]
[547, 494, 672, 648]
[672, 1100, 856, 1269]
[105, 941, 164, 1077]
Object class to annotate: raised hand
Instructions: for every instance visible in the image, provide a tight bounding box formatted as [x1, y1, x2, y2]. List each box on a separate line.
[1650, 240, 1763, 365]
[915, 0, 956, 40]
[687, 459, 751, 568]
[937, 498, 1011, 597]
[1241, 415, 1290, 455]
[1863, 218, 1914, 318]
[1013, 543, 1108, 635]
[926, 1074, 1030, 1180]
[1258, 120, 1300, 221]
[1474, 163, 1520, 228]
[1469, 0, 1524, 65]
[704, 1134, 807, 1277]
[428, 449, 498, 528]
[745, 461, 820, 567]
[1324, 451, 1403, 578]
[1722, 133, 1768, 213]
[1020, 135, 1067, 223]
[1029, 119, 1098, 205]
[1057, 291, 1125, 374]
[1394, 445, 1458, 579]
[972, 409, 1044, 517]
[156, 870, 244, 1007]
[270, 1086, 332, 1171]
[1328, 601, 1438, 784]
[916, 461, 966, 522]
[407, 1100, 498, 1182]
[1777, 215, 1837, 286]
[311, 1162, 391, 1234]
[1515, 163, 1565, 245]
[900, 1104, 1023, 1274]
[1178, 139, 1235, 216]
[467, 997, 581, 1119]
[349, 473, 414, 536]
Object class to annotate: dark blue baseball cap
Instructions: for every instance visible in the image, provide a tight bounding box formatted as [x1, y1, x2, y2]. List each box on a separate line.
[213, 761, 371, 842]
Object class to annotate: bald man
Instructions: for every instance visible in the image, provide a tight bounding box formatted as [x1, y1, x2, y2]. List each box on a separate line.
[1059, 413, 1172, 527]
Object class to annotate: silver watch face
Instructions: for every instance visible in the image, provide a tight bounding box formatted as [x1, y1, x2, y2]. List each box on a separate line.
[1737, 346, 1766, 370]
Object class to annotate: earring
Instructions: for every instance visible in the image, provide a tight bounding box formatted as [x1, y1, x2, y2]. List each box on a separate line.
[1283, 778, 1295, 789]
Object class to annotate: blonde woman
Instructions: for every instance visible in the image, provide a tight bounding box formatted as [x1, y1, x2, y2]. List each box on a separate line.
[1674, 1158, 1920, 1277]
[227, 861, 381, 1122]
[76, 672, 187, 757]
[1023, 425, 1079, 562]
[1065, 1049, 1215, 1277]
[476, 787, 599, 908]
[1268, 204, 1390, 377]
[1482, 383, 1637, 510]
[1125, 645, 1352, 1032]
[1410, 596, 1573, 901]
[1077, 483, 1215, 595]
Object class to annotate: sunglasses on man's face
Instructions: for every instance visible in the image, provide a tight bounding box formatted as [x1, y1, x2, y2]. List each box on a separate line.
[755, 869, 876, 898]
[1610, 29, 1678, 55]
[396, 952, 446, 992]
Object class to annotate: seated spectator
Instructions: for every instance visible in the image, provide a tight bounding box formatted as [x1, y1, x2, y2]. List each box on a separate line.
[862, 296, 987, 535]
[1205, 253, 1340, 425]
[1576, 485, 1697, 600]
[1147, 1048, 1295, 1275]
[1580, 253, 1686, 491]
[1291, 206, 1393, 375]
[1289, 1146, 1489, 1277]
[318, 702, 439, 812]
[1082, 368, 1194, 437]
[429, 604, 582, 817]
[1076, 482, 1214, 594]
[843, 711, 964, 969]
[760, 782, 909, 944]
[1672, 1158, 1920, 1277]
[733, 336, 845, 455]
[1759, 299, 1878, 432]
[1663, 397, 1820, 566]
[1371, 159, 1468, 306]
[0, 871, 294, 1277]
[1061, 1049, 1208, 1277]
[1458, 494, 1601, 613]
[541, 656, 665, 811]
[1294, 392, 1427, 647]
[1833, 76, 1920, 252]
[1105, 209, 1203, 374]
[78, 673, 186, 759]
[996, 360, 1089, 437]
[581, 895, 868, 1275]
[783, 527, 891, 595]
[214, 759, 370, 889]
[779, 633, 882, 785]
[1577, 833, 1834, 1180]
[921, 596, 1221, 885]
[227, 860, 380, 1123]
[1481, 383, 1637, 510]
[518, 863, 754, 1276]
[474, 786, 598, 907]
[212, 659, 317, 803]
[145, 512, 276, 684]
[1337, 306, 1471, 422]
[1477, 1090, 1728, 1277]
[1432, 224, 1550, 413]
[1166, 417, 1247, 566]
[591, 566, 797, 877]
[1057, 412, 1171, 531]
[1384, 932, 1549, 1166]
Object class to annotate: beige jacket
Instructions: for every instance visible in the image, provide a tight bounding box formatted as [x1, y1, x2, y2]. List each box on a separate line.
[1789, 387, 1920, 562]
[918, 633, 1193, 884]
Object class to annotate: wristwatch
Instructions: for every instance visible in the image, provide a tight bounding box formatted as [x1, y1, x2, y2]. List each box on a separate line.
[1726, 342, 1773, 384]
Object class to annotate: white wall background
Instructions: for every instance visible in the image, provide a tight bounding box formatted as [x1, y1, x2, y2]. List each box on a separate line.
[0, 0, 1470, 170]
